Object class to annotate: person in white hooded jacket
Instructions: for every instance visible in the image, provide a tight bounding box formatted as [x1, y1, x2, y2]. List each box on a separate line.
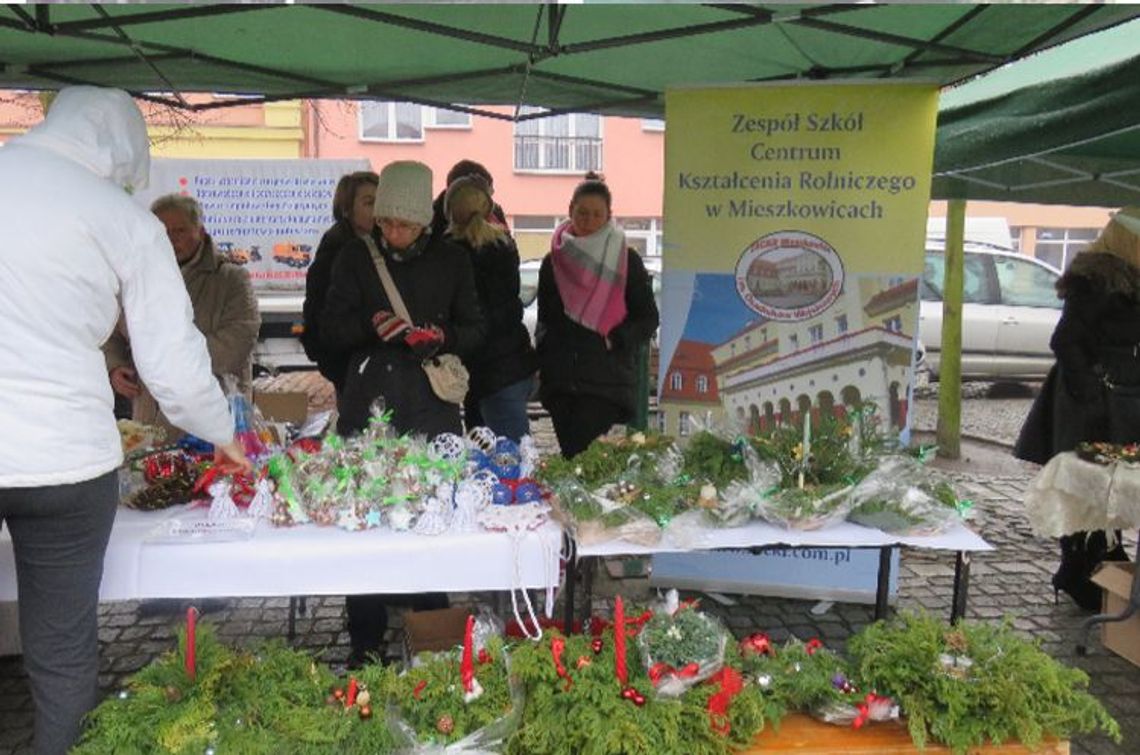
[0, 86, 251, 755]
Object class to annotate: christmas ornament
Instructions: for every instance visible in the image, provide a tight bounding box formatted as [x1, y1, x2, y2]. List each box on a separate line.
[576, 655, 591, 670]
[591, 638, 603, 655]
[358, 705, 372, 720]
[740, 632, 774, 657]
[436, 714, 455, 735]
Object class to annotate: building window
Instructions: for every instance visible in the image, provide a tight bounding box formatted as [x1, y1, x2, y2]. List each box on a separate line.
[358, 102, 471, 142]
[788, 333, 799, 350]
[657, 411, 667, 434]
[679, 411, 691, 437]
[670, 371, 683, 391]
[883, 315, 903, 333]
[696, 375, 709, 394]
[835, 314, 848, 334]
[642, 118, 665, 132]
[1035, 227, 1099, 270]
[512, 215, 563, 260]
[616, 217, 664, 257]
[359, 101, 424, 142]
[1009, 226, 1024, 253]
[809, 324, 823, 344]
[514, 107, 602, 173]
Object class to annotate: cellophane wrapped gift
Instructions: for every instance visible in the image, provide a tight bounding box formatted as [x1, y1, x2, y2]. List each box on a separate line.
[638, 593, 728, 698]
[846, 456, 963, 535]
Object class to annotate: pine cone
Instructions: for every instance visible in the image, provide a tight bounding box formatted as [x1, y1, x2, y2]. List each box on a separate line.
[436, 714, 455, 735]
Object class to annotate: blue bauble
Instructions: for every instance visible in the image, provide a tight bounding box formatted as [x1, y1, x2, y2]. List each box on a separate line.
[491, 483, 514, 506]
[514, 482, 542, 503]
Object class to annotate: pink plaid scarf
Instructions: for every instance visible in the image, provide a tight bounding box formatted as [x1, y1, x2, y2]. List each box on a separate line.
[550, 220, 628, 338]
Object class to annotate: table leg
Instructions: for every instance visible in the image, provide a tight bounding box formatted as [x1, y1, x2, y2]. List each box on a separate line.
[562, 534, 577, 635]
[288, 596, 297, 640]
[875, 547, 892, 620]
[951, 551, 970, 624]
[1077, 529, 1140, 655]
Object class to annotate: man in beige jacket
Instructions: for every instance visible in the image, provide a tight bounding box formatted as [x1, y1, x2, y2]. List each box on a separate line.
[106, 194, 261, 437]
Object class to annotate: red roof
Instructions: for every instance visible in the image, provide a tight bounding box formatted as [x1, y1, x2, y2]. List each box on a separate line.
[662, 339, 719, 402]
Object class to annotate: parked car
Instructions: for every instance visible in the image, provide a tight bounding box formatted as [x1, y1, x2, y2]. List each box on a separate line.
[919, 244, 1062, 381]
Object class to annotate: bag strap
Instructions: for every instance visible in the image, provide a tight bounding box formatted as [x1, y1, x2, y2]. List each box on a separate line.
[363, 236, 413, 324]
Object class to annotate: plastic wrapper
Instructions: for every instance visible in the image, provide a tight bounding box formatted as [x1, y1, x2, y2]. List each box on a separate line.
[758, 483, 854, 530]
[812, 694, 898, 728]
[120, 449, 198, 511]
[846, 456, 963, 535]
[388, 646, 523, 754]
[559, 482, 663, 547]
[638, 597, 728, 698]
[223, 374, 272, 461]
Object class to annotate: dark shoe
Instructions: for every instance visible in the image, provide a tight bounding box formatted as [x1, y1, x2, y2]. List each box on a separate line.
[1052, 571, 1101, 612]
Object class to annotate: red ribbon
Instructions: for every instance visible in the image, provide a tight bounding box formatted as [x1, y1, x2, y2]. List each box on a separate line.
[591, 609, 654, 638]
[853, 693, 891, 729]
[460, 614, 475, 693]
[805, 638, 823, 656]
[706, 667, 744, 736]
[550, 636, 573, 690]
[478, 648, 492, 665]
[413, 679, 427, 700]
[740, 632, 773, 657]
[649, 661, 700, 685]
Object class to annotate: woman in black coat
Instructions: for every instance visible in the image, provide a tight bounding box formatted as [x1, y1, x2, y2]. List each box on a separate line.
[537, 175, 659, 458]
[443, 174, 537, 442]
[302, 170, 378, 393]
[320, 161, 485, 666]
[1015, 209, 1140, 609]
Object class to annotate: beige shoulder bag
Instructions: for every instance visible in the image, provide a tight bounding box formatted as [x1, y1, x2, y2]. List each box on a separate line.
[363, 237, 469, 405]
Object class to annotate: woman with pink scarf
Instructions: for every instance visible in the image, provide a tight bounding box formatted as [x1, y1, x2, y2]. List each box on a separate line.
[536, 174, 659, 457]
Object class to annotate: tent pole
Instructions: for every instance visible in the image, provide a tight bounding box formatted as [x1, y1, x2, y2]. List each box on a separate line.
[936, 198, 966, 460]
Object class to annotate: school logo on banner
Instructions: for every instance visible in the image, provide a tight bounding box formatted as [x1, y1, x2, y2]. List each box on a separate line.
[735, 230, 844, 321]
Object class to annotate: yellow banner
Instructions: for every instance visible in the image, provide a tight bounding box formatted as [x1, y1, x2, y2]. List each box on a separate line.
[665, 82, 937, 275]
[658, 82, 937, 439]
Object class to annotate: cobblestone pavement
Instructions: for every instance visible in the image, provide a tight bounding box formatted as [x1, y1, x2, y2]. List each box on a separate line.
[3, 385, 1139, 754]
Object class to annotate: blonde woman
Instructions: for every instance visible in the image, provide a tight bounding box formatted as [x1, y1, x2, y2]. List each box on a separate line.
[444, 174, 537, 441]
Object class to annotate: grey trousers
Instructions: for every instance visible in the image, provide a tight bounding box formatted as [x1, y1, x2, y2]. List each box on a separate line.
[0, 471, 118, 755]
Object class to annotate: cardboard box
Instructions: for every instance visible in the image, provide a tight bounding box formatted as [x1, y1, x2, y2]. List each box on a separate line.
[1091, 561, 1140, 667]
[402, 607, 469, 658]
[253, 391, 309, 425]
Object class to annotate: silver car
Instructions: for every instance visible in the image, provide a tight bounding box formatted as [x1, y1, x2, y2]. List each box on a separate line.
[920, 245, 1063, 381]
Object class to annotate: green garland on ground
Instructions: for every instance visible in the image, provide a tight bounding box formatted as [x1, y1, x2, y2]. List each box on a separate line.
[378, 638, 515, 746]
[847, 612, 1121, 754]
[74, 625, 400, 755]
[503, 629, 769, 755]
[736, 638, 851, 718]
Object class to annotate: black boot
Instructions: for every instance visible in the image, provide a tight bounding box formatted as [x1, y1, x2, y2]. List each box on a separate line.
[1052, 531, 1115, 612]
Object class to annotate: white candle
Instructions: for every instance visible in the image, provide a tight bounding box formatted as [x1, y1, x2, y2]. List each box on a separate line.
[849, 413, 862, 457]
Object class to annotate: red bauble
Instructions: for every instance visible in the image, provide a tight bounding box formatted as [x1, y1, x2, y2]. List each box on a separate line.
[621, 687, 636, 700]
[591, 638, 604, 655]
[358, 705, 372, 720]
[632, 693, 646, 707]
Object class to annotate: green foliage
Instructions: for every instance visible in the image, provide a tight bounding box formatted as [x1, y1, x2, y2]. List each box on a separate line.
[736, 639, 850, 718]
[74, 625, 400, 755]
[380, 638, 515, 746]
[679, 432, 749, 489]
[504, 629, 770, 755]
[848, 612, 1121, 753]
[640, 605, 725, 668]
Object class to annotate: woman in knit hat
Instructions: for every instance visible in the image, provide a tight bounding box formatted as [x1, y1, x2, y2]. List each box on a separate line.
[321, 160, 486, 666]
[444, 174, 537, 441]
[1015, 207, 1140, 609]
[536, 173, 660, 458]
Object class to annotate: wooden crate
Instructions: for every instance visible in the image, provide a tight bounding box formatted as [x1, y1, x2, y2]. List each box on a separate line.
[745, 714, 1068, 754]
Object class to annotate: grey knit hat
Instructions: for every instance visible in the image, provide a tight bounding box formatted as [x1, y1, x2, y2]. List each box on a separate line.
[374, 160, 433, 227]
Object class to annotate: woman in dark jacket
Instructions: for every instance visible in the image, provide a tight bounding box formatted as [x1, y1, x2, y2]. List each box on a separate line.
[1015, 207, 1140, 609]
[321, 161, 485, 666]
[444, 174, 537, 441]
[301, 170, 378, 393]
[537, 174, 659, 458]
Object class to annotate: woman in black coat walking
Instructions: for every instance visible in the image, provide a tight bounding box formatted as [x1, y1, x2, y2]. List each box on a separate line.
[536, 174, 659, 458]
[1015, 207, 1140, 609]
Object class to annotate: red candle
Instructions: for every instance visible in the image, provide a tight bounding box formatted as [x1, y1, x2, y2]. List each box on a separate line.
[460, 614, 475, 693]
[614, 596, 627, 686]
[185, 606, 198, 680]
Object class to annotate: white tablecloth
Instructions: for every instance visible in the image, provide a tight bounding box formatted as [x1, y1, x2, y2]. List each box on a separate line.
[0, 506, 564, 602]
[1025, 451, 1140, 537]
[578, 519, 992, 558]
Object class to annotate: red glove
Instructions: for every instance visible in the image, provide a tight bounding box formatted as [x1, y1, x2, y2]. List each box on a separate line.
[373, 310, 411, 342]
[405, 325, 444, 359]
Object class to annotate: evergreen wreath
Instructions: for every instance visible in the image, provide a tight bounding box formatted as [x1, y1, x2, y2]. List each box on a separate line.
[848, 612, 1121, 753]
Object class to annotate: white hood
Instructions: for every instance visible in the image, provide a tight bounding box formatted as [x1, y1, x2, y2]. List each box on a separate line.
[15, 85, 150, 192]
